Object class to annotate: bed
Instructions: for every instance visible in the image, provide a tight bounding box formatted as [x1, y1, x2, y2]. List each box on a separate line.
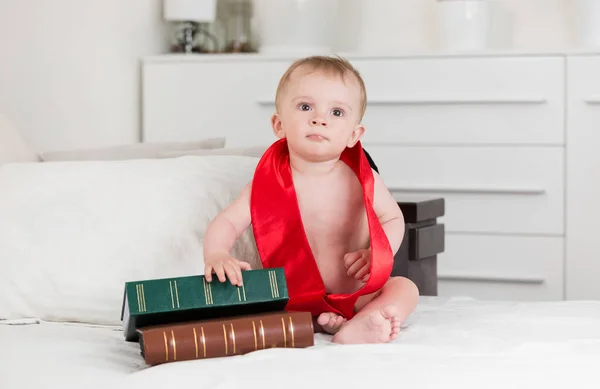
[1, 119, 599, 389]
[2, 297, 600, 389]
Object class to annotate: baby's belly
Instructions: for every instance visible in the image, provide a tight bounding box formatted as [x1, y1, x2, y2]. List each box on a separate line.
[311, 236, 370, 295]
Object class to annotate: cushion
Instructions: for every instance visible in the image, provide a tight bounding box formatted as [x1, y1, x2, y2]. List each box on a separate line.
[158, 145, 268, 159]
[0, 113, 39, 166]
[0, 155, 260, 325]
[39, 138, 226, 162]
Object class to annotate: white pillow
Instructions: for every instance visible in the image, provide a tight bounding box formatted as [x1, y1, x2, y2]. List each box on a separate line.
[39, 138, 226, 162]
[158, 145, 268, 159]
[0, 113, 40, 166]
[0, 155, 260, 325]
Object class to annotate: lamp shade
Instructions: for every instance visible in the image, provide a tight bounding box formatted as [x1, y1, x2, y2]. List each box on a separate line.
[163, 0, 217, 22]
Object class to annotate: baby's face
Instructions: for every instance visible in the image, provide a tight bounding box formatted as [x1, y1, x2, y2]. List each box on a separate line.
[272, 67, 364, 161]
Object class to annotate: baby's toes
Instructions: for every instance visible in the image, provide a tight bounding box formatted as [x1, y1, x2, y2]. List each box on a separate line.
[328, 316, 339, 328]
[317, 312, 333, 326]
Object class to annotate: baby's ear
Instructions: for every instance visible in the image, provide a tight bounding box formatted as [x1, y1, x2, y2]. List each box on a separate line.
[271, 113, 285, 139]
[347, 123, 365, 148]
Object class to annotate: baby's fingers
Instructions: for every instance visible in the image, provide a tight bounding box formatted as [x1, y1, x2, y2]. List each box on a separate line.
[344, 252, 362, 268]
[213, 264, 227, 283]
[204, 264, 214, 282]
[223, 263, 240, 286]
[238, 261, 252, 271]
[347, 256, 366, 277]
[355, 265, 370, 281]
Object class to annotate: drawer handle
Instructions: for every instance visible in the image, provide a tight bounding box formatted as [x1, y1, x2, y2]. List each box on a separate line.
[389, 185, 546, 196]
[439, 273, 544, 284]
[584, 95, 600, 104]
[255, 97, 547, 106]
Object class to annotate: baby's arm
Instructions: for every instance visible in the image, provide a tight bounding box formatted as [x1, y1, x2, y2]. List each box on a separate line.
[344, 171, 405, 281]
[203, 181, 253, 286]
[372, 170, 405, 255]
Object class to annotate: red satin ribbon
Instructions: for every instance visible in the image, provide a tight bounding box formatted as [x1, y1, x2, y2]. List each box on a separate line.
[250, 139, 393, 319]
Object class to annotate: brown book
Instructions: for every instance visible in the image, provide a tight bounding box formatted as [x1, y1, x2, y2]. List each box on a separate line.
[137, 311, 314, 365]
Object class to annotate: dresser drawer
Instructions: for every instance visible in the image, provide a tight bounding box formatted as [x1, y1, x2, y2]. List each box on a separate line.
[368, 145, 564, 235]
[438, 234, 564, 301]
[566, 55, 600, 300]
[253, 56, 565, 146]
[143, 56, 565, 147]
[351, 56, 565, 146]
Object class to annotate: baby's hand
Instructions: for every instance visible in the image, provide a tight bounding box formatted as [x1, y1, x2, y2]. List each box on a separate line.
[344, 248, 371, 282]
[204, 252, 251, 286]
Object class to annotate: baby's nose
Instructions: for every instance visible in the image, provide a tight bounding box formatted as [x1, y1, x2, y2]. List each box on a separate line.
[311, 118, 327, 126]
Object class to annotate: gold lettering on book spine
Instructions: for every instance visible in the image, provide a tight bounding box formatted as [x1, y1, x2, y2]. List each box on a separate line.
[163, 331, 168, 361]
[269, 271, 280, 298]
[136, 284, 141, 312]
[268, 271, 280, 298]
[193, 328, 198, 359]
[203, 279, 213, 305]
[222, 324, 228, 355]
[171, 330, 177, 360]
[260, 320, 266, 349]
[289, 316, 295, 347]
[237, 285, 247, 301]
[169, 281, 175, 308]
[141, 284, 146, 311]
[230, 323, 236, 354]
[281, 317, 287, 347]
[252, 321, 258, 351]
[201, 327, 206, 358]
[135, 284, 146, 312]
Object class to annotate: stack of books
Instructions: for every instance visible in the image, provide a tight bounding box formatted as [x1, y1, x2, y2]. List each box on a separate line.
[120, 268, 315, 365]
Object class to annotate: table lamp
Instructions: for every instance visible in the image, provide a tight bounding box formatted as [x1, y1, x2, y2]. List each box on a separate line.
[163, 0, 217, 53]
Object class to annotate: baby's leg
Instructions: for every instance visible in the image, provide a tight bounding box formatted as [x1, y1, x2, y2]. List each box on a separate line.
[332, 276, 419, 344]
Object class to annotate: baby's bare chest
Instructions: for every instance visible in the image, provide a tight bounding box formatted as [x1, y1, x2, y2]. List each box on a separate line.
[293, 173, 369, 252]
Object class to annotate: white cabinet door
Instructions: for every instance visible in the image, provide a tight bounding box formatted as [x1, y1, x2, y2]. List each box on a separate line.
[368, 145, 564, 235]
[438, 235, 564, 301]
[141, 58, 290, 147]
[566, 55, 600, 300]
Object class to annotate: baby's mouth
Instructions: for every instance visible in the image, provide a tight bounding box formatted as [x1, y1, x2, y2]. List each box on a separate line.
[306, 134, 328, 141]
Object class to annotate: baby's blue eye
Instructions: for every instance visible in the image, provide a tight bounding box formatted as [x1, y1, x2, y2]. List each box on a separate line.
[332, 109, 343, 117]
[300, 104, 311, 111]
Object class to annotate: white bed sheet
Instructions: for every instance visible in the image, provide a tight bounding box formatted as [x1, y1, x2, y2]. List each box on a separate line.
[2, 296, 600, 389]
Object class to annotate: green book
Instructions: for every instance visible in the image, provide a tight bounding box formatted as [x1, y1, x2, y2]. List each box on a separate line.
[120, 268, 288, 341]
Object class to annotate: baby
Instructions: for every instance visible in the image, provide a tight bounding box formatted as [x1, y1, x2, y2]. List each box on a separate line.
[202, 56, 419, 344]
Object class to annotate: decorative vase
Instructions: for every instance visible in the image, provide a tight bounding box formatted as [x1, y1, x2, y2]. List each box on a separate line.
[252, 0, 339, 55]
[437, 0, 491, 52]
[574, 0, 600, 48]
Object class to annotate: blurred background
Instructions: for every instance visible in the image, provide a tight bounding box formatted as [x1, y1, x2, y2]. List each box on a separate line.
[0, 0, 592, 151]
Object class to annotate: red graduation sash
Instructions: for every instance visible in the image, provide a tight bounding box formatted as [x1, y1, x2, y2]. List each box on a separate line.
[250, 138, 393, 319]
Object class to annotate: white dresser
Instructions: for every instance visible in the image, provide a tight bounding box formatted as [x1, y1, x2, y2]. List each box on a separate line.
[140, 52, 600, 302]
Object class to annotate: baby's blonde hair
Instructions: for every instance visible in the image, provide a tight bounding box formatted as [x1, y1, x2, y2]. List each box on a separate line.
[275, 55, 367, 121]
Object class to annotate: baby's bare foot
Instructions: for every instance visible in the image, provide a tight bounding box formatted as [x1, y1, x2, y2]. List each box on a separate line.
[332, 305, 401, 344]
[317, 312, 347, 335]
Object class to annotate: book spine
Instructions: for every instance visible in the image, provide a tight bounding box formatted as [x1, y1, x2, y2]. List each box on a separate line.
[127, 268, 288, 315]
[138, 311, 314, 365]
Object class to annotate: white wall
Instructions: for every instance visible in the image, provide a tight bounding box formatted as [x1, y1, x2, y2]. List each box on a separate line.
[0, 0, 575, 152]
[335, 0, 573, 53]
[0, 0, 169, 152]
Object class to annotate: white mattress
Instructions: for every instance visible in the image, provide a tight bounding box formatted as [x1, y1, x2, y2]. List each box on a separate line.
[2, 296, 600, 389]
